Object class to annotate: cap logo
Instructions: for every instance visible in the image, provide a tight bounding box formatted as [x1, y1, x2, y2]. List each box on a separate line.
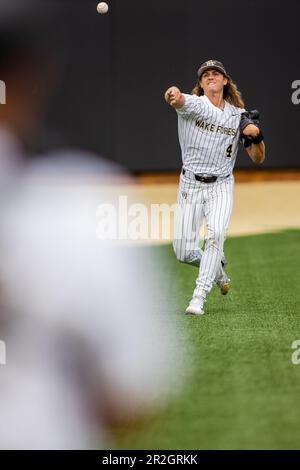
[206, 60, 216, 66]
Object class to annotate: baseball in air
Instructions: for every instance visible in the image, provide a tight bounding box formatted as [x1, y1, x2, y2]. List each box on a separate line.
[97, 2, 109, 14]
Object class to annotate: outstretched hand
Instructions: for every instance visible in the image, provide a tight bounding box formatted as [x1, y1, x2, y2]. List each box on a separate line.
[242, 124, 260, 137]
[240, 110, 260, 137]
[164, 86, 185, 108]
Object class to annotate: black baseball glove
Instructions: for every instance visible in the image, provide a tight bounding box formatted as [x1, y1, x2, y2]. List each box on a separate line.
[240, 109, 263, 148]
[240, 109, 260, 132]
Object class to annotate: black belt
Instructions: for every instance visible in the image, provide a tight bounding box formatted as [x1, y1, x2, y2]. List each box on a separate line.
[182, 169, 229, 183]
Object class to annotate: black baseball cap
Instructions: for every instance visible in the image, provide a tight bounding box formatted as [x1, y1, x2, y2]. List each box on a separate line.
[197, 60, 228, 79]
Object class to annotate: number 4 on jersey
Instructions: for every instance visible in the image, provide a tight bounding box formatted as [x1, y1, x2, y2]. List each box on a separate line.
[226, 144, 233, 158]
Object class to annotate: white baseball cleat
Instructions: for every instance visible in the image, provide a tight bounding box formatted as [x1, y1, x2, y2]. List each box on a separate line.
[215, 266, 230, 295]
[185, 296, 205, 315]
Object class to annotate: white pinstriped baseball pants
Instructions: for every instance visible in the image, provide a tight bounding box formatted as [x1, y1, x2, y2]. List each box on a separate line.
[173, 171, 234, 301]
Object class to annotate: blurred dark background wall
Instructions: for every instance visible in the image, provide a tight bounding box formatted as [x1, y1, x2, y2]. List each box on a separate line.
[40, 0, 300, 170]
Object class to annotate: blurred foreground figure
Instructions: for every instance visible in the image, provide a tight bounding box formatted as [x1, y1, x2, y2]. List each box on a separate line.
[0, 1, 182, 449]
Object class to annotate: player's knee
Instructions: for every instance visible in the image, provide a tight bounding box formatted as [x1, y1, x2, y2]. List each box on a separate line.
[174, 251, 191, 264]
[173, 241, 187, 262]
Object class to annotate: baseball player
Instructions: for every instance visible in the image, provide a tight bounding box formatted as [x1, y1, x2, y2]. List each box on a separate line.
[165, 60, 265, 315]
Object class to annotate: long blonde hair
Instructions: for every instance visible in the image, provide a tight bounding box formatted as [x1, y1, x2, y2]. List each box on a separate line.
[192, 75, 245, 108]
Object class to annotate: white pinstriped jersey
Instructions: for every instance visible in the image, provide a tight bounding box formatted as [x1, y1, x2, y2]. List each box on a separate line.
[176, 94, 245, 177]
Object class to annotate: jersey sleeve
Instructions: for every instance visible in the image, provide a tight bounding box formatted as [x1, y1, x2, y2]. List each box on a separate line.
[237, 108, 246, 142]
[176, 94, 205, 119]
[238, 107, 246, 132]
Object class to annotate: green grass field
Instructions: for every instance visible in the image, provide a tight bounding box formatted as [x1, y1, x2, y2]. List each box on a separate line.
[113, 229, 300, 450]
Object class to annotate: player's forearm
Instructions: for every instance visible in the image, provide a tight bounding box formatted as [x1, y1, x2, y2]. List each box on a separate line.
[243, 124, 265, 164]
[248, 141, 265, 164]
